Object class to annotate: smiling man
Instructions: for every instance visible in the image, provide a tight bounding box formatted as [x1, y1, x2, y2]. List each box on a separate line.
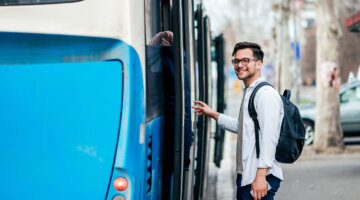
[193, 42, 283, 200]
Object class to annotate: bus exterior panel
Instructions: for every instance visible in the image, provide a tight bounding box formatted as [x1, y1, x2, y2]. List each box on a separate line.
[0, 30, 147, 200]
[0, 61, 122, 199]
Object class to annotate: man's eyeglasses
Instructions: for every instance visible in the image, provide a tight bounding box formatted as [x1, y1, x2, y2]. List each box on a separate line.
[231, 58, 258, 66]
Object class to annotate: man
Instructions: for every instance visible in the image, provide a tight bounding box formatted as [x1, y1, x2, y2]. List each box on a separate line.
[193, 42, 283, 200]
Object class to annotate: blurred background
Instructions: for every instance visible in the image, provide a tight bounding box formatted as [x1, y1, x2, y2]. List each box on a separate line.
[204, 0, 360, 97]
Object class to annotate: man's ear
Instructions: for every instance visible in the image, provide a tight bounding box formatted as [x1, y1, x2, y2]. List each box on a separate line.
[256, 60, 262, 70]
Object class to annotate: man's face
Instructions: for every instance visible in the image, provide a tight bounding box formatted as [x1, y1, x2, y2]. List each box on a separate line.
[233, 48, 261, 81]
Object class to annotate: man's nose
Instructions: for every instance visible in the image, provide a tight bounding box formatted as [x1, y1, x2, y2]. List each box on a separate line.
[235, 64, 243, 69]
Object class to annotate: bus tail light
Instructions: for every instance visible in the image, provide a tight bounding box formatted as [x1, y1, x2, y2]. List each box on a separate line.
[113, 177, 128, 191]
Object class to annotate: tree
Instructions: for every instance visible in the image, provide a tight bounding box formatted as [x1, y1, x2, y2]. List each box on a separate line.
[314, 0, 343, 151]
[274, 0, 293, 93]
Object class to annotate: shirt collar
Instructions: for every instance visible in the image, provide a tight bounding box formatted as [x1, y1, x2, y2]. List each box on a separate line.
[244, 77, 266, 90]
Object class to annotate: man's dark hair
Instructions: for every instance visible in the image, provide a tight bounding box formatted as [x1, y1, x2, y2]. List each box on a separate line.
[232, 42, 264, 62]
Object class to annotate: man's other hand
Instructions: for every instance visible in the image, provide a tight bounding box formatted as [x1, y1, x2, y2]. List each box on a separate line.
[251, 168, 268, 200]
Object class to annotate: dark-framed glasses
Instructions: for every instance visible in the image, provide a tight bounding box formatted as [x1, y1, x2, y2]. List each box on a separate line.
[231, 58, 258, 66]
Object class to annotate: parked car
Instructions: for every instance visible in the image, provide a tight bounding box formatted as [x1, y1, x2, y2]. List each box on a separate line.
[300, 81, 360, 145]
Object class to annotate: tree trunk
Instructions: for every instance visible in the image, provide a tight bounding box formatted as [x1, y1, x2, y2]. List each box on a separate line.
[274, 0, 293, 93]
[314, 0, 343, 151]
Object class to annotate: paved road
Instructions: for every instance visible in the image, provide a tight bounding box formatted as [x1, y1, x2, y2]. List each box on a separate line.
[277, 157, 360, 200]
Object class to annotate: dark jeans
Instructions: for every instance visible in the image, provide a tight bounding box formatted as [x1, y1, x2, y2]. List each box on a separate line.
[236, 174, 281, 200]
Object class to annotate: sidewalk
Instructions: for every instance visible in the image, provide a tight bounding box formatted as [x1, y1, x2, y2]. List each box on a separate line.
[205, 131, 237, 200]
[215, 133, 237, 200]
[298, 145, 360, 161]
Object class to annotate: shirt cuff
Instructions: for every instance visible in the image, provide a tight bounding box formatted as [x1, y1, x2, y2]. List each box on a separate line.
[217, 113, 227, 129]
[257, 158, 273, 168]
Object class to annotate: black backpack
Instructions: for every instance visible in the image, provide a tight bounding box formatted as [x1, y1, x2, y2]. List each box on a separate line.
[248, 82, 305, 163]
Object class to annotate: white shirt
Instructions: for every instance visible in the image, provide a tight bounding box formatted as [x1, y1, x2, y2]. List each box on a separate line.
[218, 77, 284, 186]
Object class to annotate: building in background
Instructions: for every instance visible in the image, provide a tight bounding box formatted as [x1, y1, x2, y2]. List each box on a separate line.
[300, 0, 360, 85]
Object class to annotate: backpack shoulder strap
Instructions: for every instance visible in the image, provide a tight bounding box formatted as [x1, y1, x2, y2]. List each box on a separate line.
[248, 82, 273, 119]
[248, 81, 273, 158]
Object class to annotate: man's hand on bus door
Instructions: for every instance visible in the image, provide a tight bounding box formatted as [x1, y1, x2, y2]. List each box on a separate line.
[192, 101, 219, 120]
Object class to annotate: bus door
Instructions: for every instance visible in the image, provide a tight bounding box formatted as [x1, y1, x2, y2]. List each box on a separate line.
[193, 4, 212, 200]
[213, 34, 226, 168]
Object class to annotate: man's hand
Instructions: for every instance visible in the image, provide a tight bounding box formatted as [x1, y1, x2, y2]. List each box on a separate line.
[251, 168, 268, 200]
[192, 101, 219, 120]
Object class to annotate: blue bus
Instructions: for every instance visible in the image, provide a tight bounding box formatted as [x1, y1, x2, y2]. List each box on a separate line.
[0, 0, 226, 199]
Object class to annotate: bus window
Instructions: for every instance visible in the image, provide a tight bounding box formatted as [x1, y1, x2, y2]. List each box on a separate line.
[145, 0, 163, 122]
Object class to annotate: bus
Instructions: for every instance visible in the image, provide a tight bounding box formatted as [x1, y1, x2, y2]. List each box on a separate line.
[0, 0, 226, 199]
